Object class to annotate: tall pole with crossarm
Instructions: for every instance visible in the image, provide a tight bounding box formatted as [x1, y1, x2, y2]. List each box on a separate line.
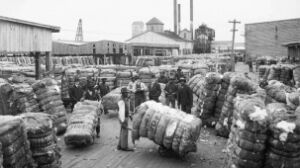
[75, 19, 83, 42]
[229, 19, 241, 72]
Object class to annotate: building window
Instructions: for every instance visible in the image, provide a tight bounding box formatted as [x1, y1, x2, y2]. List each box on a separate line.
[151, 26, 154, 31]
[184, 33, 187, 39]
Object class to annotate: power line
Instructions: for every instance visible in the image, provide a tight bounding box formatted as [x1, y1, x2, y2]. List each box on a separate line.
[229, 19, 241, 72]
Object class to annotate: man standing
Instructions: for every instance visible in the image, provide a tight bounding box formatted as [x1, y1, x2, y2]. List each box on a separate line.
[133, 76, 147, 107]
[117, 87, 134, 151]
[97, 78, 110, 98]
[82, 86, 101, 138]
[175, 68, 184, 83]
[148, 79, 161, 102]
[157, 71, 168, 84]
[177, 77, 193, 114]
[69, 78, 84, 111]
[164, 77, 177, 108]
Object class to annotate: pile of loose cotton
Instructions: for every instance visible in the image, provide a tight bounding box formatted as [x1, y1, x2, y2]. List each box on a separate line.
[132, 101, 202, 156]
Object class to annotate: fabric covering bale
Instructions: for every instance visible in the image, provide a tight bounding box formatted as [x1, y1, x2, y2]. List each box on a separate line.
[32, 78, 68, 134]
[0, 142, 2, 168]
[293, 65, 300, 88]
[195, 72, 222, 127]
[10, 83, 40, 115]
[102, 87, 122, 110]
[21, 112, 61, 168]
[64, 100, 100, 146]
[0, 115, 36, 168]
[225, 93, 268, 168]
[215, 74, 264, 138]
[0, 79, 13, 115]
[264, 103, 300, 168]
[132, 101, 202, 156]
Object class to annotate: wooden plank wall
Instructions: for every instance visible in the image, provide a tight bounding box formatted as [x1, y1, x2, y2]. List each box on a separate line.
[245, 19, 300, 59]
[0, 21, 52, 52]
[52, 40, 129, 55]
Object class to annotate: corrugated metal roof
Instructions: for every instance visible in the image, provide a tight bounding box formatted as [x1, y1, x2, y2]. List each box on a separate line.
[146, 17, 164, 25]
[0, 15, 60, 32]
[129, 42, 179, 48]
[282, 41, 300, 47]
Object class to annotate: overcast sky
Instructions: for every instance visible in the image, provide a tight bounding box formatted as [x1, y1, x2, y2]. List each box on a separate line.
[1, 0, 299, 42]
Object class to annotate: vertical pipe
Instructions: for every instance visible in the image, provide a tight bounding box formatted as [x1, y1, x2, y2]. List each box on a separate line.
[190, 0, 194, 40]
[174, 0, 178, 34]
[178, 4, 181, 33]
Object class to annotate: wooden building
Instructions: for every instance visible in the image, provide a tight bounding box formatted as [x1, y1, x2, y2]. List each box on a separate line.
[245, 18, 300, 59]
[283, 41, 300, 63]
[193, 24, 215, 54]
[127, 17, 193, 56]
[0, 15, 60, 78]
[52, 40, 130, 65]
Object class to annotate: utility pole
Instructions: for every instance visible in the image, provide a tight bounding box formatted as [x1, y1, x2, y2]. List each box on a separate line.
[229, 19, 241, 72]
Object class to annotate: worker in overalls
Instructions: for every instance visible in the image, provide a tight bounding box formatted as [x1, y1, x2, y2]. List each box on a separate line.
[69, 78, 84, 111]
[164, 77, 177, 108]
[117, 87, 134, 151]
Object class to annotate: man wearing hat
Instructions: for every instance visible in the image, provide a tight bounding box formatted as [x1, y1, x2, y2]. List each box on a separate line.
[69, 78, 84, 111]
[148, 79, 161, 102]
[175, 68, 184, 83]
[117, 87, 134, 151]
[177, 77, 193, 114]
[157, 71, 168, 84]
[132, 75, 147, 107]
[96, 78, 110, 98]
[164, 77, 178, 108]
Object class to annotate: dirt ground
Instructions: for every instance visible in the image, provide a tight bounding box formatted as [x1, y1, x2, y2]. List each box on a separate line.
[59, 62, 253, 168]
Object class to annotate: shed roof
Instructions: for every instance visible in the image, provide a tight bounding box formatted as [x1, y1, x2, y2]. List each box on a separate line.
[282, 41, 300, 47]
[126, 31, 191, 43]
[146, 17, 164, 25]
[0, 15, 60, 32]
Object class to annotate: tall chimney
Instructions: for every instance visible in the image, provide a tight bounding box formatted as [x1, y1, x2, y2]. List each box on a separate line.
[174, 0, 178, 34]
[178, 4, 181, 34]
[190, 0, 194, 40]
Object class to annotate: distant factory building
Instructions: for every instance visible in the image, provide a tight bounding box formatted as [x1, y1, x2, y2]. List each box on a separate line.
[127, 17, 193, 56]
[132, 21, 144, 37]
[179, 29, 192, 41]
[245, 18, 300, 59]
[212, 41, 245, 53]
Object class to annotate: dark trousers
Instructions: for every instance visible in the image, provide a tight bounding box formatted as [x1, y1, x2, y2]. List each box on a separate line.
[149, 97, 159, 102]
[135, 92, 145, 107]
[96, 117, 100, 136]
[166, 96, 176, 108]
[181, 104, 192, 114]
[118, 118, 129, 149]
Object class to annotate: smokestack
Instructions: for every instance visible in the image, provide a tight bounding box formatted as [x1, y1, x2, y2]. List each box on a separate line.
[174, 0, 178, 34]
[190, 0, 194, 40]
[178, 4, 181, 33]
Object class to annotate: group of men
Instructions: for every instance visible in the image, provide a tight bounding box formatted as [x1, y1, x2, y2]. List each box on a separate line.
[129, 68, 193, 114]
[117, 68, 193, 151]
[62, 70, 111, 138]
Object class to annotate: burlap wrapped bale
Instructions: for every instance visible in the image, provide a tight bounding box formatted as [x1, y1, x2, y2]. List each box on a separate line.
[267, 65, 281, 81]
[265, 80, 296, 105]
[0, 142, 2, 168]
[132, 101, 202, 156]
[0, 115, 36, 168]
[0, 80, 13, 115]
[10, 84, 40, 115]
[196, 73, 222, 127]
[293, 66, 300, 88]
[64, 100, 100, 146]
[32, 78, 68, 134]
[21, 112, 61, 168]
[265, 103, 300, 168]
[102, 87, 122, 110]
[187, 74, 205, 98]
[258, 65, 270, 79]
[225, 94, 268, 168]
[216, 75, 263, 138]
[215, 72, 234, 120]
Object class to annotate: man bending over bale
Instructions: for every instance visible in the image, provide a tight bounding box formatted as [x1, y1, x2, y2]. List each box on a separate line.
[117, 87, 134, 151]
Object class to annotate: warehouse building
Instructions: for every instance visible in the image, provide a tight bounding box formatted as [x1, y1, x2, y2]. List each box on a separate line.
[0, 15, 60, 78]
[245, 18, 300, 59]
[127, 17, 193, 56]
[52, 40, 130, 64]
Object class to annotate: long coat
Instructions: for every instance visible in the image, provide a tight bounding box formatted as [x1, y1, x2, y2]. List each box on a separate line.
[177, 84, 193, 107]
